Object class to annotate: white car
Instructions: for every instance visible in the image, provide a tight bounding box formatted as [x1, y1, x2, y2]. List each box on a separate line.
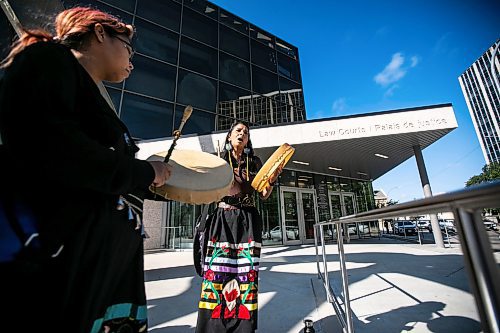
[347, 223, 370, 235]
[417, 220, 431, 230]
[269, 226, 299, 240]
[483, 220, 498, 231]
[439, 219, 455, 232]
[394, 221, 417, 235]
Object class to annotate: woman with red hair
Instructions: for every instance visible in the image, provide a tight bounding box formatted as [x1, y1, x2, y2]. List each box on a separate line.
[0, 6, 171, 333]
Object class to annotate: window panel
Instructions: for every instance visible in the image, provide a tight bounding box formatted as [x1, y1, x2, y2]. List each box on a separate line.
[219, 53, 250, 90]
[10, 0, 61, 30]
[98, 0, 135, 13]
[249, 24, 275, 48]
[63, 0, 132, 22]
[327, 176, 341, 192]
[104, 78, 123, 89]
[279, 76, 301, 92]
[220, 24, 249, 60]
[136, 0, 181, 32]
[276, 38, 298, 59]
[252, 66, 279, 95]
[179, 37, 218, 78]
[184, 0, 218, 20]
[181, 7, 217, 47]
[251, 39, 276, 72]
[121, 93, 174, 140]
[219, 9, 248, 34]
[106, 87, 122, 112]
[218, 83, 252, 127]
[135, 18, 178, 65]
[177, 69, 217, 111]
[125, 55, 176, 101]
[175, 105, 214, 135]
[219, 82, 251, 102]
[279, 169, 297, 187]
[216, 114, 239, 132]
[278, 52, 301, 82]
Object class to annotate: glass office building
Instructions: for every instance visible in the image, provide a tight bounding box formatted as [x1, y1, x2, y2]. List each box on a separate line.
[459, 39, 500, 164]
[1, 0, 379, 250]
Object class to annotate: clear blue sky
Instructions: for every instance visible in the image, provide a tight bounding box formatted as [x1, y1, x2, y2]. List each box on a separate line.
[211, 0, 500, 203]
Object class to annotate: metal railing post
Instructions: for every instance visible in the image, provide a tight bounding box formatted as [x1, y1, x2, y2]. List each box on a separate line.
[336, 222, 354, 333]
[314, 224, 321, 279]
[454, 208, 500, 333]
[313, 181, 500, 333]
[444, 226, 451, 248]
[319, 226, 332, 302]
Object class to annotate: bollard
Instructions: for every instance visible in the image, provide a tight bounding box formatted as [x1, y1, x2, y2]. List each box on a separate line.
[303, 318, 315, 333]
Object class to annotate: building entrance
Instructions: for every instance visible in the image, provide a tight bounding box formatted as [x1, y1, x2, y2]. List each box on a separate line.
[329, 192, 359, 240]
[279, 187, 318, 245]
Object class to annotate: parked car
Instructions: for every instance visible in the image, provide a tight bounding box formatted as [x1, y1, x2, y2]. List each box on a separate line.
[394, 221, 417, 235]
[417, 220, 431, 230]
[269, 226, 299, 240]
[483, 220, 498, 231]
[439, 219, 455, 232]
[347, 223, 370, 235]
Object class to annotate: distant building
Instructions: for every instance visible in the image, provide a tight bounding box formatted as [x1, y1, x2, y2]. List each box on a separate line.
[374, 189, 388, 208]
[458, 39, 500, 164]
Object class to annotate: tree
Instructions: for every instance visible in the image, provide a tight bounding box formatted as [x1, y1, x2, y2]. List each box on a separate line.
[465, 162, 500, 187]
[386, 199, 399, 206]
[466, 161, 500, 217]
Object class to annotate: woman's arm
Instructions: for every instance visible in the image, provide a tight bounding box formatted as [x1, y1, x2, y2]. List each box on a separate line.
[0, 43, 155, 194]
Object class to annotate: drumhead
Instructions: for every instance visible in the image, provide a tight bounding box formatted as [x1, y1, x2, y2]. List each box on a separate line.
[147, 150, 233, 204]
[251, 143, 295, 192]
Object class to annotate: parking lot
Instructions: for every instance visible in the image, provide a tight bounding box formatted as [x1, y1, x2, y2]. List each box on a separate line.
[382, 224, 500, 259]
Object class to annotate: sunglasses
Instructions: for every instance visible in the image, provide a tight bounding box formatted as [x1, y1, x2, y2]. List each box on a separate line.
[113, 35, 135, 59]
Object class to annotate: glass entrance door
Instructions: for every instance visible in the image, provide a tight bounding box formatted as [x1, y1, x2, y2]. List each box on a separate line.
[343, 193, 356, 215]
[301, 190, 317, 243]
[280, 187, 318, 245]
[329, 192, 358, 240]
[342, 193, 358, 240]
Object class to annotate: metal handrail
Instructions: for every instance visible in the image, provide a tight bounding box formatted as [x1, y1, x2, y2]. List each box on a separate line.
[314, 181, 500, 333]
[144, 226, 182, 249]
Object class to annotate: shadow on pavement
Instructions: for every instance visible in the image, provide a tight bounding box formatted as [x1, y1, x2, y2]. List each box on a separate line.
[144, 239, 482, 332]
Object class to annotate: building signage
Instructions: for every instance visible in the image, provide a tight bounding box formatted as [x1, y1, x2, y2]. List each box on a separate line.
[136, 105, 458, 159]
[318, 117, 450, 139]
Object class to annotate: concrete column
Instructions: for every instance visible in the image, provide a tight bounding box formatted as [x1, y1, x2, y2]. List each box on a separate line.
[413, 145, 445, 248]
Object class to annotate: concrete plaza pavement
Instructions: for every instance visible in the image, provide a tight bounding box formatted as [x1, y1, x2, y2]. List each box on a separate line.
[143, 237, 487, 332]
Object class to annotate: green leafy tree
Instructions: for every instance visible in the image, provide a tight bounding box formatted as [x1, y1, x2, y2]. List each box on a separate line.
[466, 161, 500, 217]
[386, 199, 399, 206]
[465, 162, 500, 187]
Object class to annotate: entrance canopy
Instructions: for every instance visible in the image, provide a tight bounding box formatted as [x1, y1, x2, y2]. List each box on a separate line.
[137, 104, 457, 181]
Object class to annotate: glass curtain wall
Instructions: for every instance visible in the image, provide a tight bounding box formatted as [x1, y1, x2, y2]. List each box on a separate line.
[61, 0, 305, 140]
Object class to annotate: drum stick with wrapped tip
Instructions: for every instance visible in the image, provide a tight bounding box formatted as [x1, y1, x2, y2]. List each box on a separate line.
[164, 105, 193, 163]
[177, 105, 193, 134]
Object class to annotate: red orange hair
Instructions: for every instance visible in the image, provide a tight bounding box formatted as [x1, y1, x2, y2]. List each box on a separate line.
[1, 6, 134, 68]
